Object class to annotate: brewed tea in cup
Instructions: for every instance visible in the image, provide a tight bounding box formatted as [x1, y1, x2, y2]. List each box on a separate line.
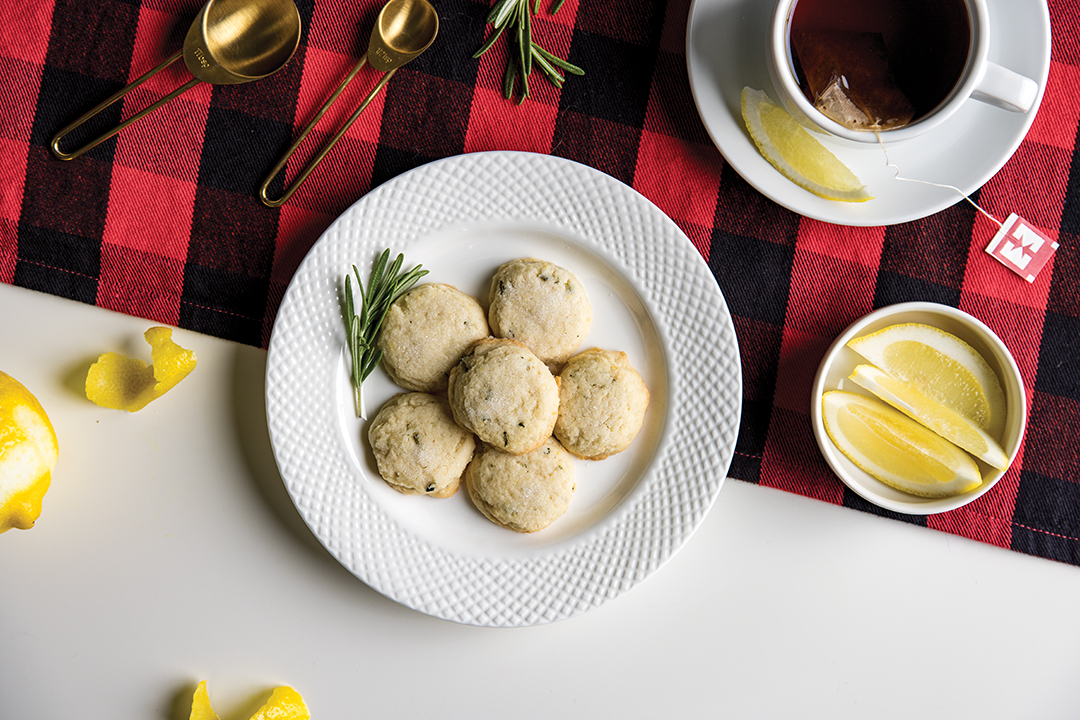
[766, 0, 1039, 143]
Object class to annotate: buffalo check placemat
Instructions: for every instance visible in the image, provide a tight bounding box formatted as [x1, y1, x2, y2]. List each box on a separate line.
[2, 0, 1079, 565]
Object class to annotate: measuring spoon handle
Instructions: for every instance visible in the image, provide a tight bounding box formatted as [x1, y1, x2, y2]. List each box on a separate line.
[50, 51, 199, 161]
[260, 57, 396, 207]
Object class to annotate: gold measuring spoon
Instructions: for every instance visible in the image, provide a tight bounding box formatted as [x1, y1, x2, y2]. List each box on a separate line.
[259, 0, 438, 207]
[50, 0, 301, 161]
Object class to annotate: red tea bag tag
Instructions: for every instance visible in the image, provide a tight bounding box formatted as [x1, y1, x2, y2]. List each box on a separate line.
[875, 141, 1059, 283]
[985, 213, 1059, 283]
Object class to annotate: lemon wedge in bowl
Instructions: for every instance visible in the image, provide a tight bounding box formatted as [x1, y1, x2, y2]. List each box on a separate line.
[822, 390, 982, 498]
[849, 364, 1009, 470]
[740, 86, 872, 202]
[846, 322, 1007, 441]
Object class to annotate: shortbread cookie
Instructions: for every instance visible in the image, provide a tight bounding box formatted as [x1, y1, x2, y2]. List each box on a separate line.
[465, 438, 575, 533]
[378, 283, 489, 392]
[368, 393, 476, 497]
[447, 338, 560, 455]
[487, 258, 591, 367]
[554, 348, 650, 460]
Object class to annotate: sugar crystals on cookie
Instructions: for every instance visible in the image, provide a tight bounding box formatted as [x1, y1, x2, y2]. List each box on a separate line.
[378, 283, 489, 392]
[555, 348, 650, 460]
[488, 258, 592, 368]
[368, 392, 476, 497]
[465, 438, 576, 533]
[447, 338, 560, 455]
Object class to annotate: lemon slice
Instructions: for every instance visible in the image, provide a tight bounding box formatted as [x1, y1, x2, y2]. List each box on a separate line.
[849, 364, 1009, 470]
[740, 86, 873, 202]
[846, 323, 1006, 440]
[822, 390, 982, 498]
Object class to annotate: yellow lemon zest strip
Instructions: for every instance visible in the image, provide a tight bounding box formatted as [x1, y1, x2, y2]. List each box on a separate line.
[86, 327, 196, 412]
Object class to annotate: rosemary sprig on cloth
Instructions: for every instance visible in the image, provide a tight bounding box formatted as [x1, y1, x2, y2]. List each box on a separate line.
[473, 0, 584, 105]
[344, 250, 428, 418]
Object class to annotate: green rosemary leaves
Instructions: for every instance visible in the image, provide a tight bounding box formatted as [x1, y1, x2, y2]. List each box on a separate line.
[344, 250, 428, 417]
[473, 0, 584, 104]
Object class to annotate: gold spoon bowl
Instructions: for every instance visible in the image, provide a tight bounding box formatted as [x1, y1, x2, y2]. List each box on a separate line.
[51, 0, 301, 161]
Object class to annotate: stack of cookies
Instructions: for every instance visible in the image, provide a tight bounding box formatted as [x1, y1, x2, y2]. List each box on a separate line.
[367, 258, 650, 533]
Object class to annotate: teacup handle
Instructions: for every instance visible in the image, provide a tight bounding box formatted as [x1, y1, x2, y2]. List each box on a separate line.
[972, 61, 1039, 113]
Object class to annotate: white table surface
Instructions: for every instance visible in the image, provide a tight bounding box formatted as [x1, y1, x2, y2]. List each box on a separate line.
[3, 280, 1079, 719]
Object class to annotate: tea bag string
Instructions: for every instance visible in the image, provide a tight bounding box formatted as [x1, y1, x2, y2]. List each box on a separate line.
[875, 133, 1003, 228]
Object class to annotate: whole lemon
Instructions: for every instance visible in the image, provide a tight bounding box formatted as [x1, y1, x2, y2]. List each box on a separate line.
[0, 371, 59, 533]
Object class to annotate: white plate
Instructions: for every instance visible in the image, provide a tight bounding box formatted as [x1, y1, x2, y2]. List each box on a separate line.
[686, 0, 1051, 226]
[265, 152, 742, 626]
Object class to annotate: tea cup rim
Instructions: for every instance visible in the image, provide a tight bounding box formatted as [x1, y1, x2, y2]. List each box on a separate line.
[767, 0, 990, 145]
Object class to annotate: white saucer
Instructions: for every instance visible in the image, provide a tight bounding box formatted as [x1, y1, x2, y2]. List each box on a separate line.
[686, 0, 1050, 226]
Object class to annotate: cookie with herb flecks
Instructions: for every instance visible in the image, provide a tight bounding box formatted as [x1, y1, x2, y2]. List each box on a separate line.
[447, 338, 560, 455]
[378, 283, 489, 393]
[555, 348, 650, 460]
[488, 258, 591, 368]
[368, 393, 476, 497]
[465, 438, 575, 533]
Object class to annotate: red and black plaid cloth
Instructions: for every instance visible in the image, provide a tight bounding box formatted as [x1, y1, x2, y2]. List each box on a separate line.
[3, 0, 1079, 565]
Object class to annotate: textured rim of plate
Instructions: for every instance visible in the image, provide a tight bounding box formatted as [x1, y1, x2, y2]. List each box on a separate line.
[685, 0, 1051, 226]
[265, 151, 742, 626]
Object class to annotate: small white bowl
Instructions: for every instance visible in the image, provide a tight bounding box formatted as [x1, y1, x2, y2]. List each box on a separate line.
[810, 302, 1027, 515]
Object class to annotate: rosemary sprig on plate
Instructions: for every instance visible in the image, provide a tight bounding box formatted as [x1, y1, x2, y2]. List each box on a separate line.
[344, 249, 428, 418]
[473, 0, 584, 105]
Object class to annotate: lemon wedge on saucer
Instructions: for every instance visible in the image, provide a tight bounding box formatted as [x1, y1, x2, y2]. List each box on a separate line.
[849, 364, 1009, 470]
[741, 86, 872, 202]
[822, 390, 982, 498]
[846, 323, 1006, 441]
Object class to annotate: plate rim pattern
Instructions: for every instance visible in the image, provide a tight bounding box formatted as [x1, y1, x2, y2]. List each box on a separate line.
[265, 151, 742, 626]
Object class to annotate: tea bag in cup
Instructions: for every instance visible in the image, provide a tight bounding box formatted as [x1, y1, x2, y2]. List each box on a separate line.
[791, 31, 915, 131]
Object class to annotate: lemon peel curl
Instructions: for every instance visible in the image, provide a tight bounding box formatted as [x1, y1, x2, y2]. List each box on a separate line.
[189, 682, 310, 720]
[86, 327, 196, 411]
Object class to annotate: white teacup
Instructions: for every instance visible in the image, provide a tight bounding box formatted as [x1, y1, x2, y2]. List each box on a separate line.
[766, 0, 1040, 144]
